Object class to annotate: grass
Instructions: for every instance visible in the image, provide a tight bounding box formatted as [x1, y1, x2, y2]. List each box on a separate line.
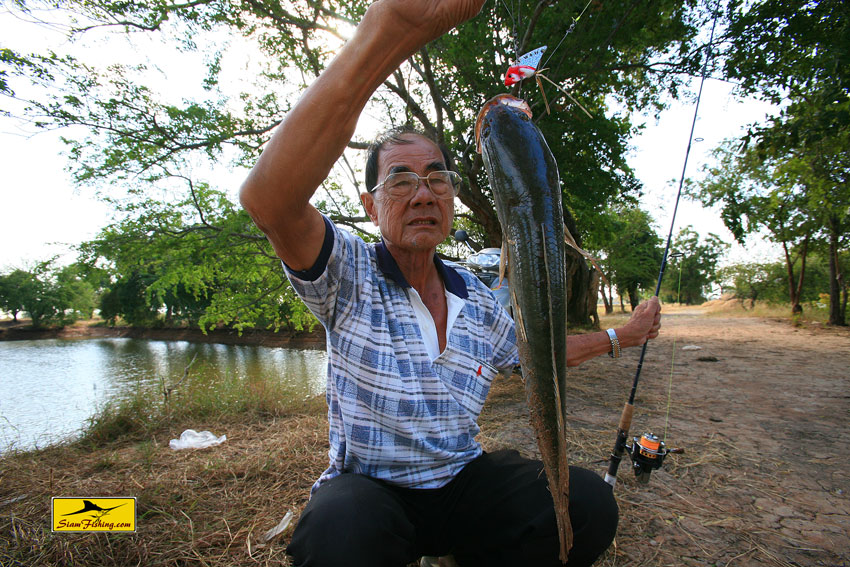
[598, 295, 845, 327]
[79, 360, 317, 447]
[697, 294, 844, 326]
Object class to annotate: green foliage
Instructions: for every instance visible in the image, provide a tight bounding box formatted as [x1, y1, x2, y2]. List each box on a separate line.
[598, 206, 662, 309]
[0, 269, 30, 321]
[98, 271, 163, 327]
[716, 261, 786, 307]
[723, 0, 849, 104]
[0, 262, 96, 327]
[660, 226, 728, 304]
[80, 181, 318, 332]
[716, 0, 850, 323]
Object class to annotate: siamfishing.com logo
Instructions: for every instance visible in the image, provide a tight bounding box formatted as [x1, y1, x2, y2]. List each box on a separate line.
[51, 497, 137, 533]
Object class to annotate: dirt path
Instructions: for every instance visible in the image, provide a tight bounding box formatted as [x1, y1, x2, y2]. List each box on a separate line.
[481, 313, 850, 566]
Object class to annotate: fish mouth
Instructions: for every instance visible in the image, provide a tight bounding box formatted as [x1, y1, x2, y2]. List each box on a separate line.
[475, 94, 533, 154]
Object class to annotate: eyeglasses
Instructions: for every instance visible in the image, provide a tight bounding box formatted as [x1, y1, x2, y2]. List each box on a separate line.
[369, 170, 461, 200]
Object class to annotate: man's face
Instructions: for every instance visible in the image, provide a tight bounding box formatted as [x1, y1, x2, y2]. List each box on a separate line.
[362, 134, 455, 255]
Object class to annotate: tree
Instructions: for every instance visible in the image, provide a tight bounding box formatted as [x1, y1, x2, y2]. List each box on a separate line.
[773, 106, 850, 323]
[55, 264, 97, 320]
[722, 0, 849, 105]
[599, 206, 662, 311]
[2, 0, 712, 329]
[80, 181, 319, 332]
[12, 263, 70, 328]
[694, 139, 818, 314]
[716, 261, 785, 308]
[661, 226, 727, 305]
[0, 269, 30, 321]
[718, 0, 850, 324]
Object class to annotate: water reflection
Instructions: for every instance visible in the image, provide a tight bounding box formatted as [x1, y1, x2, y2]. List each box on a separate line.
[0, 338, 327, 454]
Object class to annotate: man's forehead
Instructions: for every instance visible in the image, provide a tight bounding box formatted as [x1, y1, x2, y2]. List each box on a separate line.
[378, 135, 445, 171]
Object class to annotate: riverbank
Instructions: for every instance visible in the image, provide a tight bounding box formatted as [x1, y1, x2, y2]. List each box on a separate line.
[0, 319, 326, 348]
[2, 313, 848, 566]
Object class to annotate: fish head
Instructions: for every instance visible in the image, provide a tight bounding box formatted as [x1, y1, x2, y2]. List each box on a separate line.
[503, 65, 536, 86]
[504, 72, 521, 86]
[504, 65, 523, 86]
[475, 94, 533, 154]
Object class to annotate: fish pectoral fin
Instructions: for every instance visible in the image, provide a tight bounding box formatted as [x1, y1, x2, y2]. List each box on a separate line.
[498, 241, 508, 288]
[510, 290, 527, 343]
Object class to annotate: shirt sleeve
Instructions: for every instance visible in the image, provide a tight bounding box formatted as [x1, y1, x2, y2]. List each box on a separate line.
[284, 216, 366, 331]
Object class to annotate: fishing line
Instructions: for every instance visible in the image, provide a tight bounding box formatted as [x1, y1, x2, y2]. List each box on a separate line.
[498, 0, 518, 60]
[605, 0, 721, 487]
[539, 0, 596, 70]
[663, 253, 685, 443]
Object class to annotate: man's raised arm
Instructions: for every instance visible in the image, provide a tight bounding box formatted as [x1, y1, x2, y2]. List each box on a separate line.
[240, 0, 485, 271]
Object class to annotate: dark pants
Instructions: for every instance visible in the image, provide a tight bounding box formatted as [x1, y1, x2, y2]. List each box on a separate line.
[287, 450, 618, 567]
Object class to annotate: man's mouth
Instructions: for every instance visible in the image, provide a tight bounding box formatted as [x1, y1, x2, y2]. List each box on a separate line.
[409, 219, 437, 226]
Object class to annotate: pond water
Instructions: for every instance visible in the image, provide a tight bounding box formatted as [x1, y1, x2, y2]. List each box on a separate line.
[0, 338, 328, 454]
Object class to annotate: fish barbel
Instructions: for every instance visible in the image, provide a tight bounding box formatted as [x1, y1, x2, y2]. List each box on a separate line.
[475, 94, 573, 562]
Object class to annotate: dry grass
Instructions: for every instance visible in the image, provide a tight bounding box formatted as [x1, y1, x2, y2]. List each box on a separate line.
[1, 398, 328, 567]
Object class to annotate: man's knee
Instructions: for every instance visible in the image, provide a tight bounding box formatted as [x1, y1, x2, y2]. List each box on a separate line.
[286, 474, 416, 567]
[567, 466, 618, 565]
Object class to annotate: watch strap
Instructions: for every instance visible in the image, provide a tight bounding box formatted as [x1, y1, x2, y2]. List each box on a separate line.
[606, 328, 621, 358]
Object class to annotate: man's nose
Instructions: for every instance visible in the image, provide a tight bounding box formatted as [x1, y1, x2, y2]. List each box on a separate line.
[410, 177, 435, 204]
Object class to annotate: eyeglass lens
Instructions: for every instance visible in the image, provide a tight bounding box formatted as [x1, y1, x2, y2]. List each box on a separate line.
[383, 171, 458, 198]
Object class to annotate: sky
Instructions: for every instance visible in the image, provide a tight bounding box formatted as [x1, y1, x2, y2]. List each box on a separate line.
[0, 8, 782, 272]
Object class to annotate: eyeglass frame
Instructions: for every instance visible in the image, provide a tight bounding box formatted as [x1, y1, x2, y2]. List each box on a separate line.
[367, 170, 462, 200]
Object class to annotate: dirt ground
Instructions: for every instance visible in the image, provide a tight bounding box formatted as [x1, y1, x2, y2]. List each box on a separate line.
[1, 312, 848, 566]
[479, 311, 850, 566]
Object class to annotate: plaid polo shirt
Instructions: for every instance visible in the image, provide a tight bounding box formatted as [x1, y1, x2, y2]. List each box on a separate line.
[285, 217, 518, 493]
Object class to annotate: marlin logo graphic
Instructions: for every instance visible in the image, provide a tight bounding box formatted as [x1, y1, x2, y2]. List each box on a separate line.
[62, 500, 126, 517]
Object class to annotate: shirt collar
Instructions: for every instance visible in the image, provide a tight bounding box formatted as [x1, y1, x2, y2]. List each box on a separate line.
[375, 240, 469, 299]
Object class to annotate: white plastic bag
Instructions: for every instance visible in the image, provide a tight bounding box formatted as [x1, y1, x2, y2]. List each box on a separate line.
[169, 429, 227, 450]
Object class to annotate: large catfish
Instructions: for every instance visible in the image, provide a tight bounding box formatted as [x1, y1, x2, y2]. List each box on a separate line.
[475, 94, 573, 562]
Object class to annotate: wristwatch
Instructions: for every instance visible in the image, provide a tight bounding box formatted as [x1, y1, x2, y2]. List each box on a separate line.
[606, 328, 621, 358]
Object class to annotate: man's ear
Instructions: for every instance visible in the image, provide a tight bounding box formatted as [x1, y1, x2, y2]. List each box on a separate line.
[361, 192, 379, 226]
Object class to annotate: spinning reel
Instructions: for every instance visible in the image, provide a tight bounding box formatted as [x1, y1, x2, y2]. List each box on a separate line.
[626, 432, 683, 483]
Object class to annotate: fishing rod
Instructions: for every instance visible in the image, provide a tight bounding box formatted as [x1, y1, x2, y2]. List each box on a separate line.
[603, 2, 721, 488]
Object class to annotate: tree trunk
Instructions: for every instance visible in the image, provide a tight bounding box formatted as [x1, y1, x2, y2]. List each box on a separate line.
[587, 268, 600, 328]
[782, 234, 809, 315]
[564, 246, 597, 328]
[827, 216, 845, 326]
[601, 283, 612, 315]
[460, 155, 504, 250]
[627, 285, 639, 311]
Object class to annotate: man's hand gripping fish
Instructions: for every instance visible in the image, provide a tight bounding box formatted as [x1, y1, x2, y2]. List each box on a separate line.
[475, 94, 573, 562]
